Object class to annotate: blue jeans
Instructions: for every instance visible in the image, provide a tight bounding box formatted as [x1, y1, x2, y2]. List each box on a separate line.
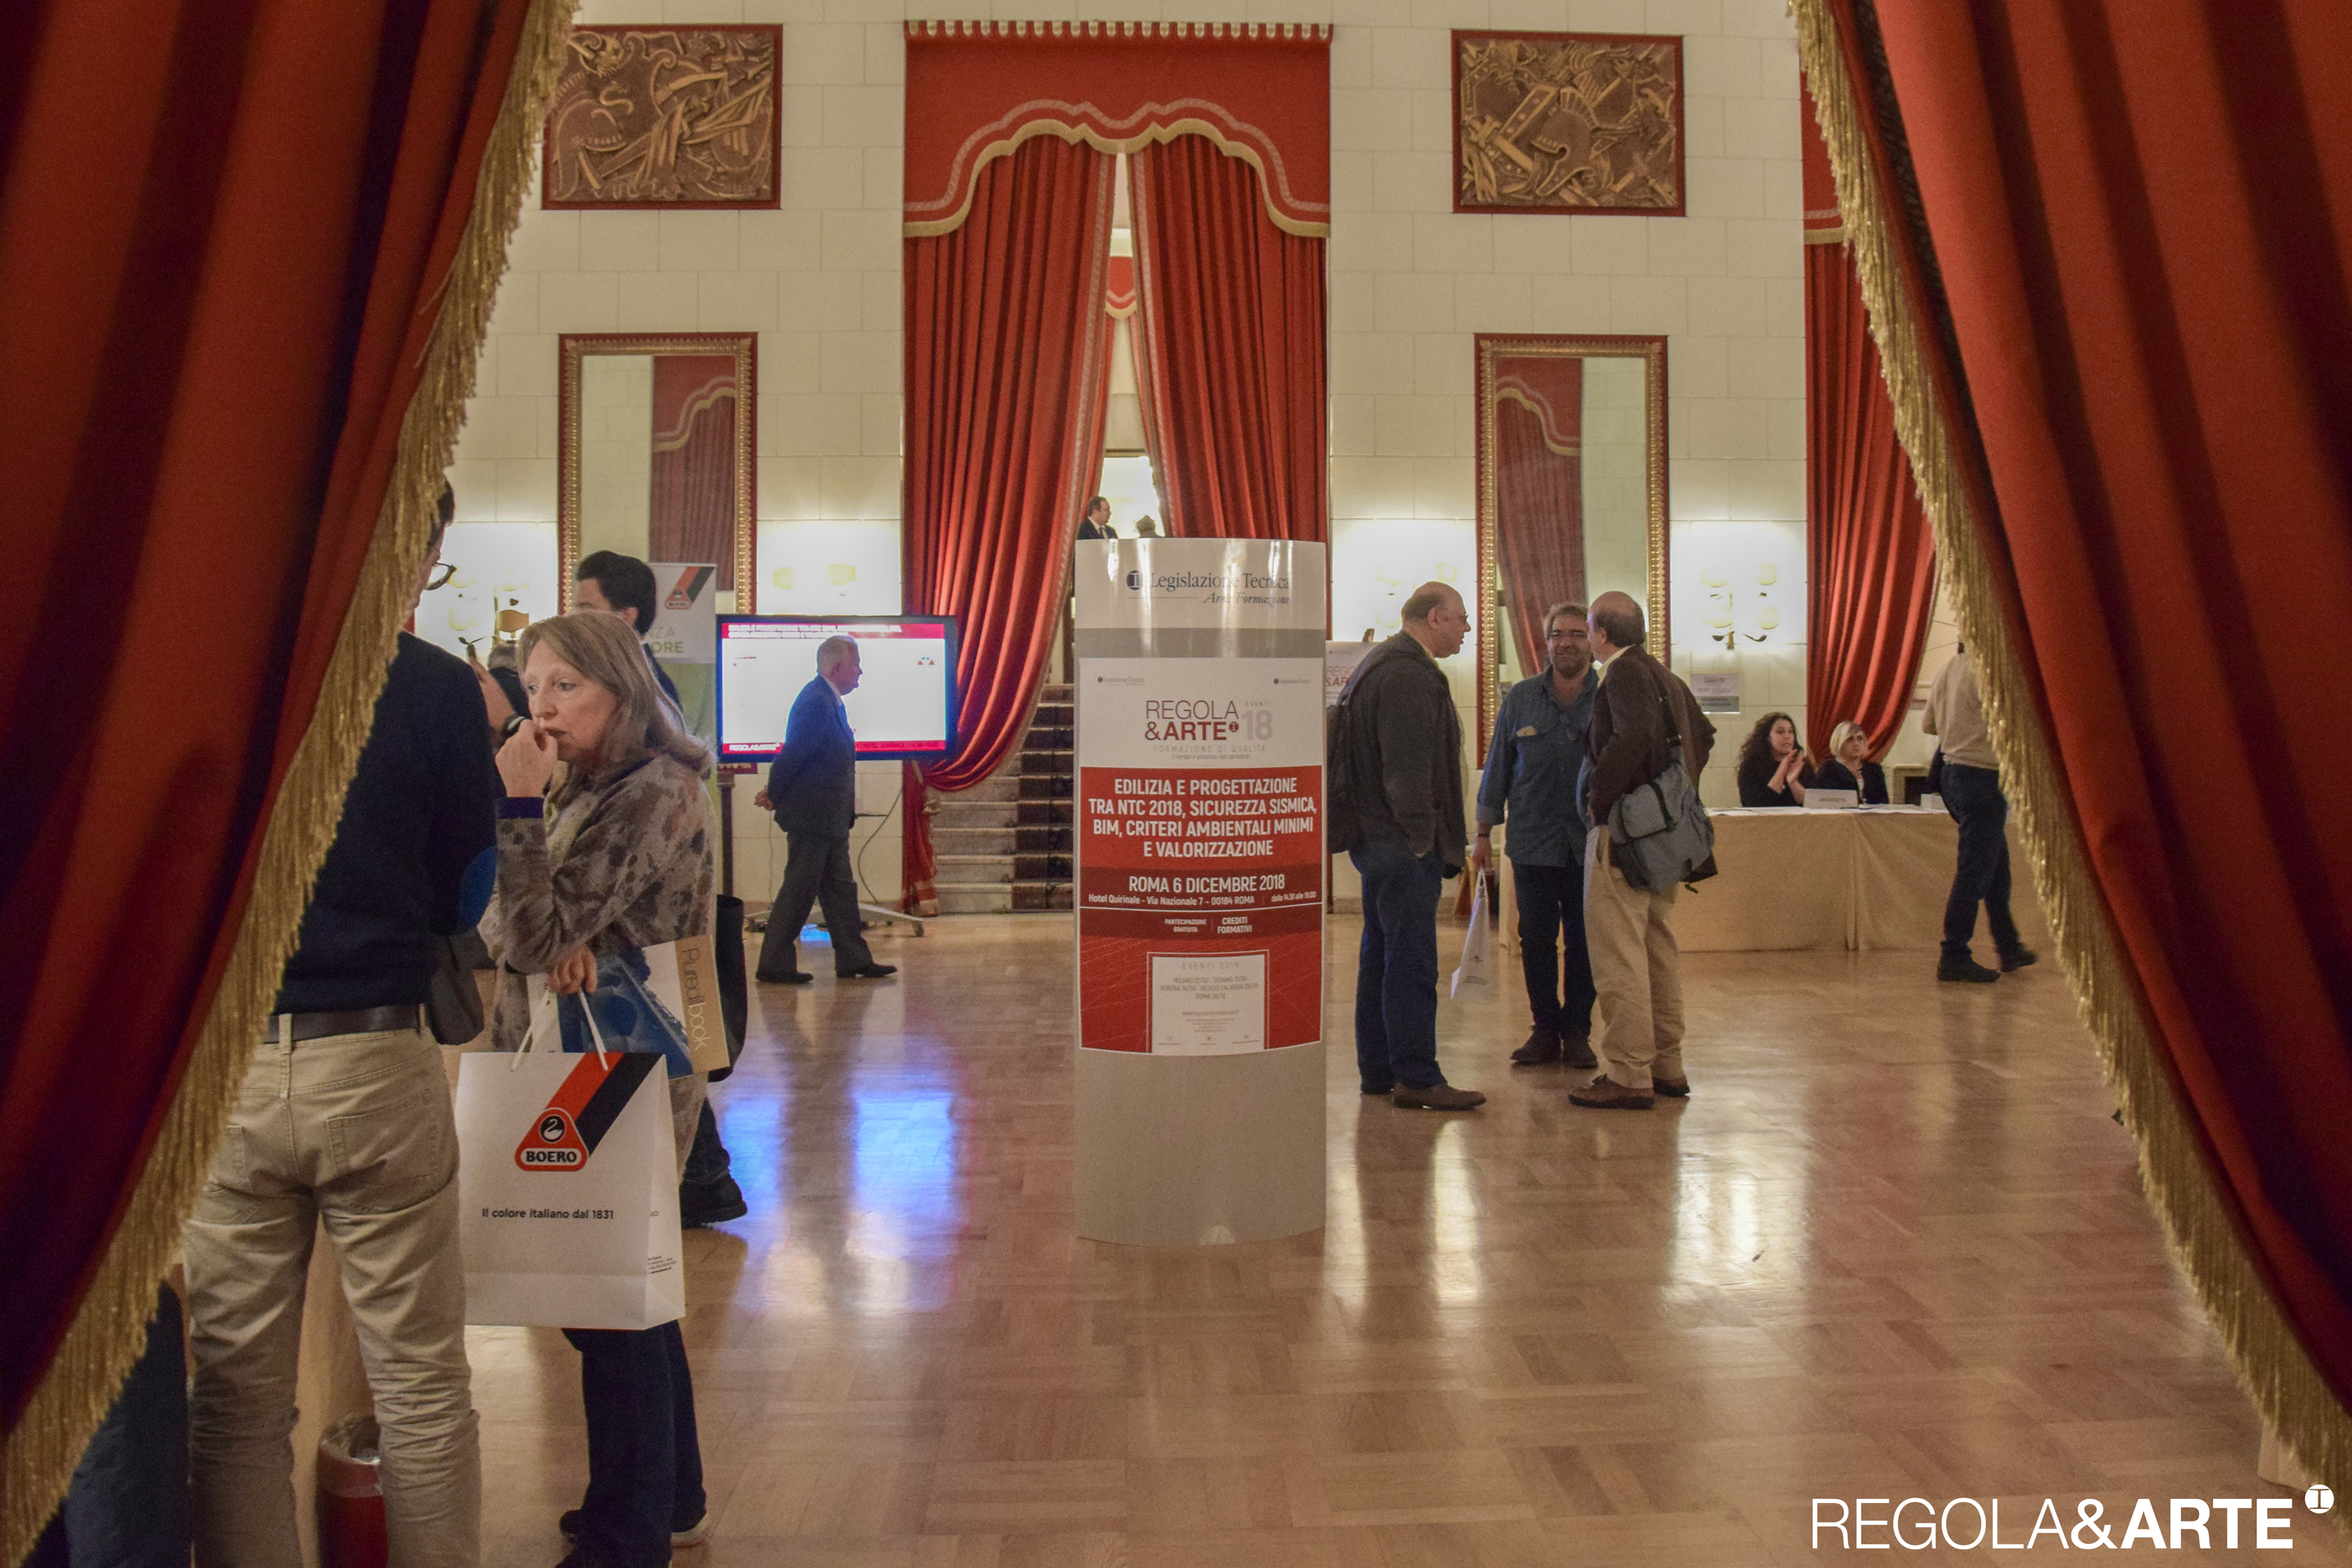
[682, 1098, 730, 1188]
[1940, 762, 2020, 960]
[561, 1322, 706, 1566]
[1350, 835, 1448, 1092]
[27, 1287, 191, 1568]
[1512, 858, 1596, 1039]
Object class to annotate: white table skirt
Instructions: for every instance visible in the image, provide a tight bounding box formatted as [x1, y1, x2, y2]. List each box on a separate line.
[1496, 805, 2047, 955]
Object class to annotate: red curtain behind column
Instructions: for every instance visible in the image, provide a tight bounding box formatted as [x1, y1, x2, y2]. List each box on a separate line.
[0, 0, 550, 1537]
[1817, 0, 2352, 1431]
[648, 354, 739, 585]
[1129, 136, 1327, 543]
[1800, 85, 1936, 760]
[899, 137, 1114, 913]
[1493, 381, 1585, 679]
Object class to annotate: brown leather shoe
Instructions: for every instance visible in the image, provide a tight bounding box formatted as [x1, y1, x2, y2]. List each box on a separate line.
[1568, 1075, 1654, 1110]
[1509, 1029, 1562, 1066]
[1653, 1075, 1690, 1098]
[1392, 1083, 1487, 1111]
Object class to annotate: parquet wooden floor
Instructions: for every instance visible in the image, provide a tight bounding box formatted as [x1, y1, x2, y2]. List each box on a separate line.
[471, 915, 2344, 1566]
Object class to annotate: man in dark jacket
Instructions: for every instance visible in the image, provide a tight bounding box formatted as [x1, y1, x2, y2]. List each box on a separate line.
[1573, 590, 1715, 1111]
[1331, 583, 1485, 1111]
[182, 508, 496, 1566]
[753, 635, 895, 983]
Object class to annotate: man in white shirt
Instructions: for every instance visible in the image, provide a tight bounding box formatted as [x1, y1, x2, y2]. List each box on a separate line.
[1922, 645, 2036, 983]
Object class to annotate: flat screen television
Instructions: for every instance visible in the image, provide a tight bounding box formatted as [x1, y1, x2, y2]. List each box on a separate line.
[714, 615, 958, 764]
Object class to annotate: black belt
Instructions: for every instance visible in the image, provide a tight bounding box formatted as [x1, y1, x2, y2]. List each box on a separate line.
[264, 1005, 422, 1044]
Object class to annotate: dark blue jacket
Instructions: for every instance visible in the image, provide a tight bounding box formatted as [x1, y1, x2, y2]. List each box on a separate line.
[766, 676, 856, 837]
[274, 633, 497, 1011]
[1475, 667, 1599, 869]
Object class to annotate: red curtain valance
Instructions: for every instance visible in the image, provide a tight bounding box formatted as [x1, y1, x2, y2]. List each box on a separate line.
[903, 20, 1330, 238]
[1494, 358, 1584, 456]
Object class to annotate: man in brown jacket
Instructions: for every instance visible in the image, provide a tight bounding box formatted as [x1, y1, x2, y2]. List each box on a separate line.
[1572, 591, 1715, 1110]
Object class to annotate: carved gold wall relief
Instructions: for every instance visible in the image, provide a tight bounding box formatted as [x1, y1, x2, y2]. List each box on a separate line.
[543, 26, 779, 209]
[1453, 32, 1684, 216]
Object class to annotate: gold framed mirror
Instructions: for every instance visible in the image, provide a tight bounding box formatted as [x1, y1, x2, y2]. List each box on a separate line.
[1474, 333, 1668, 752]
[557, 332, 757, 608]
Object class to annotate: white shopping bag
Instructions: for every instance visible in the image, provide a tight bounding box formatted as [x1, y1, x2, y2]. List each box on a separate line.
[456, 996, 685, 1330]
[1450, 877, 1495, 998]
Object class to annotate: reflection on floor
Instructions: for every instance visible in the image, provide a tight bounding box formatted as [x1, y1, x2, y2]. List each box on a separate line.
[471, 915, 2338, 1566]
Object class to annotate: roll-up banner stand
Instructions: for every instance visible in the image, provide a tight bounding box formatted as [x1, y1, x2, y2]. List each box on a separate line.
[1072, 539, 1327, 1246]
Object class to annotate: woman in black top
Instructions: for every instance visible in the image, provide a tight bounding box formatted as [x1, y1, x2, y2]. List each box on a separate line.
[1812, 720, 1889, 804]
[1735, 711, 1813, 807]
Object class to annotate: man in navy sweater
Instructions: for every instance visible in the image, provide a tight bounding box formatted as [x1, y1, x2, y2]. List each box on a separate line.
[181, 499, 497, 1567]
[753, 636, 895, 984]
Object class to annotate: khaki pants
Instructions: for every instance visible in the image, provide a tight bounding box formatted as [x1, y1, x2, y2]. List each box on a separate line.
[1583, 829, 1685, 1091]
[183, 1025, 478, 1568]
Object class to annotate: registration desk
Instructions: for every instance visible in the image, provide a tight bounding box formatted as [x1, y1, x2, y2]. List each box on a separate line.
[1499, 806, 2046, 956]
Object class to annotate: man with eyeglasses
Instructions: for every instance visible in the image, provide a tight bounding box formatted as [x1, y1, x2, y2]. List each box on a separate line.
[182, 483, 497, 1566]
[1473, 601, 1602, 1071]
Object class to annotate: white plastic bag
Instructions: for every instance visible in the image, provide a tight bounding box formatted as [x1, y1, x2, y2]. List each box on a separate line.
[1450, 877, 1495, 998]
[456, 994, 685, 1329]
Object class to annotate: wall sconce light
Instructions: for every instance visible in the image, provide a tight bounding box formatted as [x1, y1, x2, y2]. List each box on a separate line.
[1701, 561, 1784, 649]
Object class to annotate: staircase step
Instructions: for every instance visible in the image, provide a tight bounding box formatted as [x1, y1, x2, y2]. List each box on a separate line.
[1023, 724, 1073, 750]
[1017, 800, 1073, 826]
[1039, 684, 1073, 702]
[1033, 702, 1074, 728]
[936, 884, 1012, 914]
[961, 775, 1023, 803]
[1013, 853, 1072, 880]
[934, 800, 1018, 829]
[934, 827, 1016, 855]
[1018, 750, 1073, 777]
[1018, 774, 1073, 800]
[1011, 882, 1073, 911]
[937, 854, 1012, 884]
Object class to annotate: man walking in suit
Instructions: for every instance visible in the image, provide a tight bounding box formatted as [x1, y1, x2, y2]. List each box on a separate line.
[754, 636, 896, 983]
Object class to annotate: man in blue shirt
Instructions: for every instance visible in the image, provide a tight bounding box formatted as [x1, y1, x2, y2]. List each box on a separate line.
[1472, 600, 1600, 1069]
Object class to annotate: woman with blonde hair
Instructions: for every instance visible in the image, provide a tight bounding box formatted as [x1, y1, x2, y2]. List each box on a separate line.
[1813, 720, 1889, 804]
[485, 609, 715, 1567]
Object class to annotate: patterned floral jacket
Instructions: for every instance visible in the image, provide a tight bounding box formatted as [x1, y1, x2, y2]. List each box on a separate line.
[484, 752, 714, 1051]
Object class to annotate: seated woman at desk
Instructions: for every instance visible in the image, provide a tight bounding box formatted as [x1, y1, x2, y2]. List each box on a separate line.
[1736, 711, 1813, 807]
[1812, 720, 1890, 804]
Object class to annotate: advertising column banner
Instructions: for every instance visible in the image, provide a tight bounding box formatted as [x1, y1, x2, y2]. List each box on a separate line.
[647, 561, 719, 746]
[1074, 539, 1327, 1056]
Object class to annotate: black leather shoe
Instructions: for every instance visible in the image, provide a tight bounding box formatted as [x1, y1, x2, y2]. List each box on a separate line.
[1509, 1029, 1562, 1065]
[1998, 946, 2039, 972]
[1937, 955, 1999, 984]
[680, 1174, 747, 1229]
[757, 969, 814, 985]
[1562, 1033, 1598, 1069]
[838, 962, 898, 979]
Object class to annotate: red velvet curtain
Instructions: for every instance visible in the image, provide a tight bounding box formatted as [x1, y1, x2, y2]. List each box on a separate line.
[1800, 85, 1936, 760]
[1129, 136, 1327, 543]
[1820, 0, 2352, 1421]
[1494, 390, 1585, 680]
[0, 0, 545, 1527]
[648, 354, 739, 585]
[899, 137, 1114, 913]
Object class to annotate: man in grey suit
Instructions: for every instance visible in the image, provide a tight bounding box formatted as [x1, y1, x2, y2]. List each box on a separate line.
[753, 636, 896, 983]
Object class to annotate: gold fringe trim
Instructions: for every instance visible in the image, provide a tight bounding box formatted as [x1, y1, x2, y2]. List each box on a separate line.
[1791, 0, 2352, 1505]
[0, 2, 579, 1559]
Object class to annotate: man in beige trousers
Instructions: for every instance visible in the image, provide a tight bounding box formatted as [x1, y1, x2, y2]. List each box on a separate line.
[1572, 592, 1715, 1110]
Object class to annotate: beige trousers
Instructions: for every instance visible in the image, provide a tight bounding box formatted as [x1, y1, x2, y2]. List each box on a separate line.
[183, 1024, 479, 1568]
[1583, 828, 1686, 1090]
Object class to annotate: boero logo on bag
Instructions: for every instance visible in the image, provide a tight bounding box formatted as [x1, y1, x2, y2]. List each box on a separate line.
[514, 1053, 659, 1171]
